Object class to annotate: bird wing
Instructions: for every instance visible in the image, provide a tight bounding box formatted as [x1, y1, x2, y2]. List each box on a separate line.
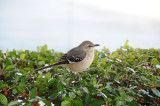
[58, 47, 86, 64]
[57, 54, 70, 64]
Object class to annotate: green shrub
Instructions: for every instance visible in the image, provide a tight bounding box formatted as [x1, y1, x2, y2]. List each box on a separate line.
[0, 41, 160, 106]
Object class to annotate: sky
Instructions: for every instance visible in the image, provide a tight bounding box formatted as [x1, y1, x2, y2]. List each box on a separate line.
[0, 0, 160, 53]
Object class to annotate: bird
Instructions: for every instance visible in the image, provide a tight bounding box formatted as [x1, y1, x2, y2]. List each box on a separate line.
[35, 40, 99, 72]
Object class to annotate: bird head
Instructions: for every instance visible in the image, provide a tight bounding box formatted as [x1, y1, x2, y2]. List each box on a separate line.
[79, 40, 100, 50]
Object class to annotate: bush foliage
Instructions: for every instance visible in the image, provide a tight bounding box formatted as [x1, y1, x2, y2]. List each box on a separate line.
[0, 41, 160, 106]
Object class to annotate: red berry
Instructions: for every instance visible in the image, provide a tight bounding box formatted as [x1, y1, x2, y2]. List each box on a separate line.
[56, 96, 60, 99]
[138, 87, 141, 90]
[134, 99, 137, 102]
[96, 96, 100, 99]
[26, 94, 29, 97]
[145, 65, 150, 68]
[154, 72, 157, 75]
[153, 69, 156, 72]
[36, 92, 40, 96]
[156, 99, 160, 103]
[49, 100, 52, 103]
[134, 96, 137, 102]
[4, 92, 8, 96]
[13, 61, 16, 64]
[3, 75, 6, 77]
[36, 85, 39, 87]
[143, 87, 146, 90]
[21, 94, 24, 97]
[3, 89, 6, 92]
[115, 66, 118, 69]
[7, 86, 11, 89]
[153, 87, 156, 89]
[22, 61, 25, 63]
[34, 102, 39, 106]
[52, 101, 55, 104]
[140, 98, 144, 102]
[19, 63, 22, 66]
[23, 90, 26, 93]
[23, 66, 26, 69]
[34, 65, 37, 68]
[54, 90, 58, 92]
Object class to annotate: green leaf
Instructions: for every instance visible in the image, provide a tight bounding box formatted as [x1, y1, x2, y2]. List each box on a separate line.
[38, 61, 45, 65]
[43, 100, 51, 106]
[105, 84, 112, 91]
[8, 101, 20, 106]
[17, 49, 23, 53]
[47, 78, 56, 87]
[57, 83, 64, 92]
[152, 58, 159, 65]
[128, 102, 139, 106]
[89, 98, 104, 106]
[20, 70, 29, 76]
[24, 68, 34, 72]
[6, 49, 9, 56]
[92, 78, 97, 86]
[37, 55, 47, 61]
[30, 96, 43, 101]
[15, 75, 20, 83]
[85, 95, 91, 105]
[5, 65, 15, 71]
[41, 44, 48, 53]
[26, 102, 33, 106]
[63, 97, 72, 101]
[30, 87, 37, 99]
[61, 100, 71, 106]
[83, 87, 89, 94]
[119, 90, 126, 99]
[38, 75, 43, 79]
[12, 89, 18, 94]
[126, 95, 134, 102]
[38, 86, 46, 95]
[48, 92, 58, 100]
[17, 86, 25, 93]
[45, 73, 51, 81]
[72, 100, 83, 106]
[69, 92, 76, 99]
[124, 40, 129, 49]
[20, 54, 25, 60]
[37, 46, 40, 52]
[21, 77, 27, 84]
[0, 94, 8, 105]
[116, 101, 126, 106]
[98, 84, 103, 87]
[0, 84, 8, 89]
[151, 88, 160, 97]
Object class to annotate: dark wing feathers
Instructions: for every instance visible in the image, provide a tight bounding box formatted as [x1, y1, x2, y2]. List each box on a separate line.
[58, 54, 69, 64]
[58, 47, 86, 64]
[67, 55, 84, 63]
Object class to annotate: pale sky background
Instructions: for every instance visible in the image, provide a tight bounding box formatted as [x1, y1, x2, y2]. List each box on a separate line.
[0, 0, 160, 53]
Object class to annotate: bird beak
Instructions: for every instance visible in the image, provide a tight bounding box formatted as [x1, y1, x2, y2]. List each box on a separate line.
[94, 44, 100, 47]
[89, 44, 100, 47]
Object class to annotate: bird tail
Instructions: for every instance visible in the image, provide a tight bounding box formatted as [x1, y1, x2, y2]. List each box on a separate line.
[35, 62, 61, 71]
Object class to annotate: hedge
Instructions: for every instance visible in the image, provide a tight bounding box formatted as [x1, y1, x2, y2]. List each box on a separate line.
[0, 41, 160, 106]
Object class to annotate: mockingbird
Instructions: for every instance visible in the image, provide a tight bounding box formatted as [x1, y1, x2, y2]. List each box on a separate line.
[35, 40, 99, 72]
